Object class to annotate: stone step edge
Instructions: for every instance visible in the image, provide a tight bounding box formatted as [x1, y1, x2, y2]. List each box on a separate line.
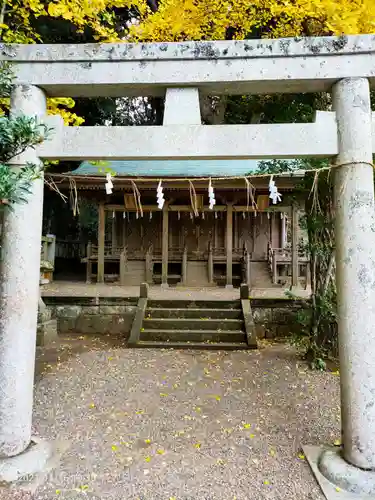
[145, 307, 242, 313]
[143, 318, 244, 323]
[147, 300, 241, 307]
[141, 329, 246, 335]
[133, 341, 253, 350]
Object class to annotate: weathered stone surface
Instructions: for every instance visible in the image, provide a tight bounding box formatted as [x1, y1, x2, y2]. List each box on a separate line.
[272, 308, 300, 325]
[3, 35, 375, 98]
[140, 283, 149, 299]
[36, 320, 58, 347]
[318, 447, 375, 495]
[110, 316, 134, 336]
[56, 305, 82, 318]
[39, 112, 338, 161]
[332, 78, 375, 471]
[252, 308, 273, 324]
[276, 325, 293, 338]
[80, 306, 100, 315]
[68, 312, 135, 336]
[75, 315, 112, 334]
[37, 309, 51, 324]
[265, 328, 277, 339]
[99, 305, 131, 315]
[0, 438, 53, 482]
[0, 85, 46, 459]
[58, 317, 77, 333]
[99, 297, 137, 306]
[164, 88, 200, 125]
[240, 284, 249, 300]
[254, 325, 267, 339]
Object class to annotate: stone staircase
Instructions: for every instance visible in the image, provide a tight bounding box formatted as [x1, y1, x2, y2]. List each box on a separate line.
[129, 298, 255, 349]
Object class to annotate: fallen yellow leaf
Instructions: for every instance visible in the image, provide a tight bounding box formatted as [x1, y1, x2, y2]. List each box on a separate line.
[243, 423, 251, 429]
[55, 490, 61, 495]
[111, 445, 118, 451]
[249, 434, 255, 439]
[194, 443, 201, 449]
[160, 393, 168, 397]
[264, 480, 270, 485]
[145, 456, 151, 462]
[298, 453, 305, 460]
[157, 449, 165, 455]
[145, 439, 151, 444]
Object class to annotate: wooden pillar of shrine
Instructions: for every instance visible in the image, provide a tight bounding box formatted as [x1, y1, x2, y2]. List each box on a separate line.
[291, 203, 299, 288]
[226, 204, 233, 288]
[97, 202, 105, 283]
[111, 211, 117, 252]
[281, 213, 287, 248]
[161, 205, 169, 288]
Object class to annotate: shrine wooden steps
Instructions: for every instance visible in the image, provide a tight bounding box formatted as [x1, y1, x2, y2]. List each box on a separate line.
[129, 299, 254, 349]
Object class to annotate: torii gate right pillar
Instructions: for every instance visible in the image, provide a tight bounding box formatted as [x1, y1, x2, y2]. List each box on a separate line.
[307, 77, 375, 497]
[332, 77, 375, 472]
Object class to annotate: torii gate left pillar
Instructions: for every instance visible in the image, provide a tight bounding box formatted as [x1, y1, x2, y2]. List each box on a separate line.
[0, 85, 53, 479]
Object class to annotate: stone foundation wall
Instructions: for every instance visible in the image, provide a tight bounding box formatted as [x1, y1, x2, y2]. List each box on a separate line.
[44, 297, 138, 338]
[43, 296, 308, 340]
[251, 299, 309, 339]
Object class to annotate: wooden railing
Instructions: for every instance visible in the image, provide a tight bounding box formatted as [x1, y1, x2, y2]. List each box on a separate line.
[84, 240, 282, 287]
[84, 242, 187, 284]
[55, 239, 85, 259]
[211, 247, 245, 261]
[267, 243, 309, 285]
[87, 244, 125, 258]
[151, 246, 185, 261]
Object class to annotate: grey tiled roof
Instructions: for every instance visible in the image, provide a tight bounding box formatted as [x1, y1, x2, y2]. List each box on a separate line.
[71, 160, 259, 177]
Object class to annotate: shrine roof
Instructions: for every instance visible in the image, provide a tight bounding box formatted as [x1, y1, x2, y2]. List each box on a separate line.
[71, 160, 259, 178]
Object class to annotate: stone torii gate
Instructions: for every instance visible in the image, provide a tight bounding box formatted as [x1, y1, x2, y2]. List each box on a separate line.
[1, 34, 375, 497]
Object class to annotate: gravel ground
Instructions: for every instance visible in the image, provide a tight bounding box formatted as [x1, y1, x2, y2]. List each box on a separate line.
[3, 336, 340, 500]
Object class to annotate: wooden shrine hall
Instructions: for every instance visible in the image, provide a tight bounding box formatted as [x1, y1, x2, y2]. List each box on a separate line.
[52, 160, 309, 290]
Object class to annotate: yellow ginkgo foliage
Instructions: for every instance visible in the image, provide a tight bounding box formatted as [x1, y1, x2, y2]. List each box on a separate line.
[47, 98, 85, 126]
[126, 0, 375, 42]
[1, 0, 375, 124]
[1, 0, 375, 46]
[0, 96, 84, 125]
[0, 0, 147, 44]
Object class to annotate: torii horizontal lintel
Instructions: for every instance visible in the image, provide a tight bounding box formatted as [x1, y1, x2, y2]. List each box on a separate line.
[35, 111, 337, 161]
[1, 34, 375, 97]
